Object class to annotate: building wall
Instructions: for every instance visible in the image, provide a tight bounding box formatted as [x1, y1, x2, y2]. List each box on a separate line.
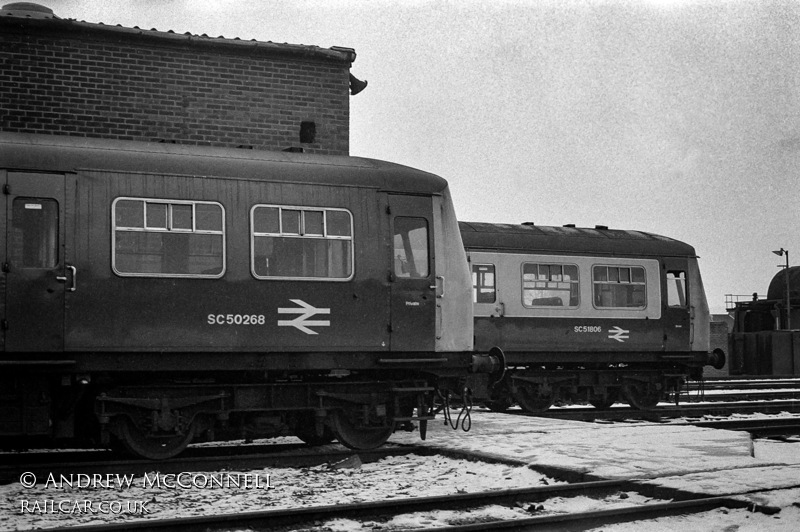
[0, 11, 353, 155]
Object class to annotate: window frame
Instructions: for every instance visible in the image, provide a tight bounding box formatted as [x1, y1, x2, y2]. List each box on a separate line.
[521, 262, 580, 309]
[250, 204, 355, 282]
[11, 197, 60, 269]
[392, 216, 430, 279]
[111, 197, 226, 279]
[666, 270, 688, 308]
[472, 263, 497, 304]
[592, 264, 647, 310]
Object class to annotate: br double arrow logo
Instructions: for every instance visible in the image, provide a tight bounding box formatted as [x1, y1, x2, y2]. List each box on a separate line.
[608, 326, 630, 343]
[277, 299, 331, 335]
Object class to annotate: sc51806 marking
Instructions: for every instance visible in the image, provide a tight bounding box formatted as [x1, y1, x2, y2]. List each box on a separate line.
[207, 314, 266, 325]
[574, 326, 602, 333]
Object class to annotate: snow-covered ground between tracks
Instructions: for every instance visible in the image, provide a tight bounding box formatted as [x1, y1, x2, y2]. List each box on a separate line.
[1, 408, 799, 531]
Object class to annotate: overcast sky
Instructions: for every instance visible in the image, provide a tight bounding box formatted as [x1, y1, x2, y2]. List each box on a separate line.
[46, 0, 800, 314]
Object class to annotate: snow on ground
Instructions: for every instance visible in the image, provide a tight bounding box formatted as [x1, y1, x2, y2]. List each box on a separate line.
[2, 408, 799, 531]
[584, 498, 800, 532]
[0, 452, 556, 530]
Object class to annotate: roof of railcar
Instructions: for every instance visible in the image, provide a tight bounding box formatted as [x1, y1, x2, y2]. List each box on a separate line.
[0, 133, 447, 195]
[459, 221, 697, 258]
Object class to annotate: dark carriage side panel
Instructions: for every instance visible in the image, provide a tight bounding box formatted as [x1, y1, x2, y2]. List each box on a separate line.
[64, 170, 391, 354]
[0, 133, 488, 455]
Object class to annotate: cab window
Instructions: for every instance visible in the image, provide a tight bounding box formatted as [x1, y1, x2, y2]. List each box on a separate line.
[393, 217, 429, 278]
[667, 271, 687, 308]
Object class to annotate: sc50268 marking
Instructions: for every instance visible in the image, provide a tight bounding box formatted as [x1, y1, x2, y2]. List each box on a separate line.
[207, 314, 266, 325]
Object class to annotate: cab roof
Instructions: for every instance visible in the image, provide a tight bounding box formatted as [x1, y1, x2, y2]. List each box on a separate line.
[459, 221, 697, 258]
[0, 132, 448, 196]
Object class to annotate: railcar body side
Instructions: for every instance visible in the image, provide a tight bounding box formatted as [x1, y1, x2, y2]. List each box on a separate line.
[0, 132, 484, 457]
[460, 221, 720, 411]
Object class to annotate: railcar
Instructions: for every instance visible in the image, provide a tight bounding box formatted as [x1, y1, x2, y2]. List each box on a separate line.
[0, 132, 500, 459]
[461, 221, 724, 412]
[728, 266, 800, 375]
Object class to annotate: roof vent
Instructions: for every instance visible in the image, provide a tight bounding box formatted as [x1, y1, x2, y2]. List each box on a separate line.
[1, 2, 56, 18]
[521, 222, 535, 226]
[595, 225, 609, 230]
[563, 224, 576, 228]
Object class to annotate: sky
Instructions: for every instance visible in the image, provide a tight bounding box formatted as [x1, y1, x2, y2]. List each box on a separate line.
[43, 0, 800, 314]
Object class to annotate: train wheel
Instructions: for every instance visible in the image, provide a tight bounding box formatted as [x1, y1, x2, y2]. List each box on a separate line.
[485, 397, 513, 413]
[589, 388, 619, 410]
[330, 409, 394, 450]
[117, 417, 196, 460]
[622, 383, 661, 410]
[514, 383, 554, 413]
[294, 413, 336, 446]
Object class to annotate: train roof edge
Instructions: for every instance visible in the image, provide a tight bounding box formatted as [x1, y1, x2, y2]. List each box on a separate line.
[0, 132, 448, 195]
[459, 221, 697, 258]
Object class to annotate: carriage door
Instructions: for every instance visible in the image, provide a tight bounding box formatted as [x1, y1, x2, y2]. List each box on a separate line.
[388, 195, 436, 351]
[662, 259, 691, 352]
[3, 172, 66, 352]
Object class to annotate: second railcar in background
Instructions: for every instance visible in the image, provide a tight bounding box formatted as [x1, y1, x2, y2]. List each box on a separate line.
[461, 221, 725, 412]
[0, 132, 501, 459]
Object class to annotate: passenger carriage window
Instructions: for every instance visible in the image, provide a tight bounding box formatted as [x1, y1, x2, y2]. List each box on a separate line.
[112, 198, 225, 278]
[472, 264, 496, 303]
[251, 205, 353, 280]
[393, 217, 429, 278]
[522, 263, 579, 307]
[593, 265, 646, 308]
[667, 271, 687, 308]
[11, 198, 59, 268]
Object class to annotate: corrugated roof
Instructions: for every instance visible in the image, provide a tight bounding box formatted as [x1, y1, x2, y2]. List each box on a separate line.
[0, 2, 356, 63]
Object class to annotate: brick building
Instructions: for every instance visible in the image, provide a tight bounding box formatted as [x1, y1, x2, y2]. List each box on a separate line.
[0, 2, 360, 155]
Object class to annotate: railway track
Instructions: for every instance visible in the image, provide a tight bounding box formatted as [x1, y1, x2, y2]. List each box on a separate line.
[6, 394, 798, 485]
[4, 395, 797, 531]
[524, 401, 800, 433]
[0, 443, 429, 486]
[538, 398, 800, 418]
[31, 476, 790, 532]
[682, 377, 800, 402]
[702, 377, 800, 389]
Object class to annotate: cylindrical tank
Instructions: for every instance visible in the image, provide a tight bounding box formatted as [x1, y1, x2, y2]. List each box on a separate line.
[767, 265, 800, 302]
[767, 265, 800, 330]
